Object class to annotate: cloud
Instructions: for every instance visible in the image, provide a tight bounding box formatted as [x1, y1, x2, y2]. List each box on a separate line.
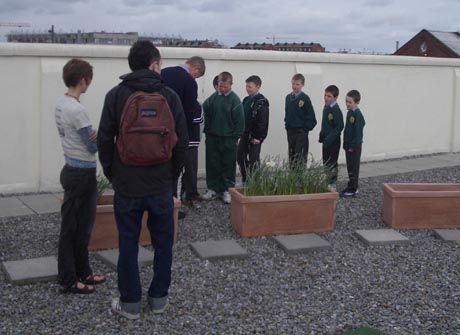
[0, 0, 459, 53]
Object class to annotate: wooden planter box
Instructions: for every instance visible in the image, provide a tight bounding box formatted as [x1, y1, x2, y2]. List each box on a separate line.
[229, 188, 338, 237]
[89, 195, 181, 251]
[382, 183, 460, 229]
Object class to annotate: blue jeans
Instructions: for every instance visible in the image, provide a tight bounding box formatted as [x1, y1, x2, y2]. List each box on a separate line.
[114, 191, 174, 304]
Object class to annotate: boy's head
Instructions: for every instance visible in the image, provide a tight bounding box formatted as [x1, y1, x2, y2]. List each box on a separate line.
[346, 89, 361, 110]
[217, 71, 233, 95]
[186, 56, 206, 79]
[128, 40, 161, 73]
[245, 75, 261, 96]
[212, 75, 219, 90]
[62, 58, 93, 91]
[324, 85, 339, 106]
[291, 73, 305, 93]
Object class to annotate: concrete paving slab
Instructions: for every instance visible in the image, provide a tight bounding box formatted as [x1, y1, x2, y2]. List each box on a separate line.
[274, 234, 331, 254]
[18, 194, 60, 214]
[433, 229, 460, 242]
[95, 246, 154, 269]
[434, 153, 460, 164]
[2, 256, 58, 285]
[364, 163, 411, 176]
[190, 240, 248, 260]
[406, 156, 458, 170]
[0, 197, 34, 218]
[355, 229, 410, 245]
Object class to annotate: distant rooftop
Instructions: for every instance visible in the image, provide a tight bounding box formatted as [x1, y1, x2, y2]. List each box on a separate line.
[428, 30, 460, 55]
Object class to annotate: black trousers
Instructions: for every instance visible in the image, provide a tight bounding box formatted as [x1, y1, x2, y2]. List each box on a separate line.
[322, 138, 341, 184]
[237, 135, 262, 183]
[287, 128, 309, 164]
[58, 165, 97, 288]
[182, 146, 200, 201]
[345, 147, 362, 192]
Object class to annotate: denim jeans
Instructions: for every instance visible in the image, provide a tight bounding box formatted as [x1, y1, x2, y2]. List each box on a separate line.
[58, 165, 97, 288]
[114, 191, 174, 305]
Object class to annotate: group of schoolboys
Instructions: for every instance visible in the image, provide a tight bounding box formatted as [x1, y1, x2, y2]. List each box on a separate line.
[53, 39, 365, 320]
[202, 72, 366, 203]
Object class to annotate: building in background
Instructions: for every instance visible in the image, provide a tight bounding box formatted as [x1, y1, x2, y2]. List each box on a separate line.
[7, 30, 223, 48]
[232, 42, 325, 52]
[139, 36, 222, 48]
[7, 31, 138, 45]
[394, 29, 460, 58]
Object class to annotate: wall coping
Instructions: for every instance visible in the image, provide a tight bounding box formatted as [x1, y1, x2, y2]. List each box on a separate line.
[2, 43, 460, 67]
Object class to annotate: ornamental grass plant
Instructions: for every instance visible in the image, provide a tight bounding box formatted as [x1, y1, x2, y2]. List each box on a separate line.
[243, 156, 333, 196]
[96, 173, 111, 202]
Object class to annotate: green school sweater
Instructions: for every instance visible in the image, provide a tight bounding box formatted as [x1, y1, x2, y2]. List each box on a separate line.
[319, 103, 344, 147]
[284, 92, 317, 130]
[343, 108, 365, 149]
[203, 91, 244, 138]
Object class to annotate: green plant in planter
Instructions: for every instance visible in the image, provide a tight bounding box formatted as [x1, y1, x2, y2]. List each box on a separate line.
[243, 156, 333, 196]
[96, 173, 111, 202]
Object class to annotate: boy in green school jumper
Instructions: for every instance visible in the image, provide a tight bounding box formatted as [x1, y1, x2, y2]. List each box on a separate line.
[319, 85, 344, 191]
[284, 73, 317, 164]
[341, 89, 366, 197]
[202, 72, 245, 204]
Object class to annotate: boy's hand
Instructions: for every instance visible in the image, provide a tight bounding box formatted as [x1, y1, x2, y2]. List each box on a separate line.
[348, 148, 354, 153]
[251, 138, 261, 145]
[89, 130, 97, 142]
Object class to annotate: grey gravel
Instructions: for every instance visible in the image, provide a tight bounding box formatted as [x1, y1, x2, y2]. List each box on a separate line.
[1, 167, 460, 334]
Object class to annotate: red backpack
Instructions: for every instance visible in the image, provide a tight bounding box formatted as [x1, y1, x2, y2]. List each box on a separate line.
[117, 91, 177, 166]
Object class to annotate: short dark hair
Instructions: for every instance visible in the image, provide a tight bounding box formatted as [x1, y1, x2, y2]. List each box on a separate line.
[325, 85, 339, 98]
[218, 71, 233, 84]
[347, 89, 361, 103]
[292, 73, 305, 85]
[212, 75, 219, 88]
[186, 56, 206, 76]
[246, 75, 262, 87]
[128, 40, 161, 71]
[62, 58, 93, 88]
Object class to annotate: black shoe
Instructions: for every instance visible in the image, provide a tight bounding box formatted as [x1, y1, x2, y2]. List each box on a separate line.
[178, 210, 186, 220]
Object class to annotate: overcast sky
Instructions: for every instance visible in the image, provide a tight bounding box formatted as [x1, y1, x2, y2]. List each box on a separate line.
[1, 0, 459, 53]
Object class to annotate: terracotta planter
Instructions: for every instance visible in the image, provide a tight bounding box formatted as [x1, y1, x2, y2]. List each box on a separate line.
[382, 183, 460, 229]
[89, 195, 181, 251]
[229, 188, 338, 237]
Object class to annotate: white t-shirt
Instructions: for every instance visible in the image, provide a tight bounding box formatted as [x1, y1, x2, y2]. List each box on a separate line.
[55, 95, 96, 162]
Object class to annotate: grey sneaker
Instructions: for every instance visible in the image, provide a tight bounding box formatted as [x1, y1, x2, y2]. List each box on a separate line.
[147, 296, 168, 314]
[222, 191, 231, 204]
[111, 298, 141, 320]
[201, 189, 217, 200]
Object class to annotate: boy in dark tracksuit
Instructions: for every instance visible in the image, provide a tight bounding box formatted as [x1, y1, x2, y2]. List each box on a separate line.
[202, 72, 244, 204]
[341, 89, 365, 197]
[237, 75, 269, 183]
[319, 85, 344, 190]
[284, 73, 317, 164]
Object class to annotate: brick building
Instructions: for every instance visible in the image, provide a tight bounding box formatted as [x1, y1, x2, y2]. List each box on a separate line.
[394, 29, 460, 58]
[232, 42, 325, 52]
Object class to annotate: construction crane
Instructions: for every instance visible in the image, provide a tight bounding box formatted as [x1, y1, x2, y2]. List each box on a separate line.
[265, 34, 299, 45]
[0, 21, 31, 28]
[0, 21, 31, 42]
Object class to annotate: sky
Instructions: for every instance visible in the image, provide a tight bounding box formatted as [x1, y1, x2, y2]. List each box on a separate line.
[0, 0, 459, 53]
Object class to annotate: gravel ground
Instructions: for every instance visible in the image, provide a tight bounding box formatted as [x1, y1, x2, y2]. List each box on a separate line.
[0, 167, 459, 335]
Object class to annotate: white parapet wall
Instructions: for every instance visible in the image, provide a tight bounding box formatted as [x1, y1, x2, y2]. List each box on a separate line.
[1, 43, 460, 193]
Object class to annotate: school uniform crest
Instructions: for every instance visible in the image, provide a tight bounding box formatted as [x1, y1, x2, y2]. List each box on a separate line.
[328, 113, 334, 121]
[350, 116, 355, 124]
[298, 100, 304, 108]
